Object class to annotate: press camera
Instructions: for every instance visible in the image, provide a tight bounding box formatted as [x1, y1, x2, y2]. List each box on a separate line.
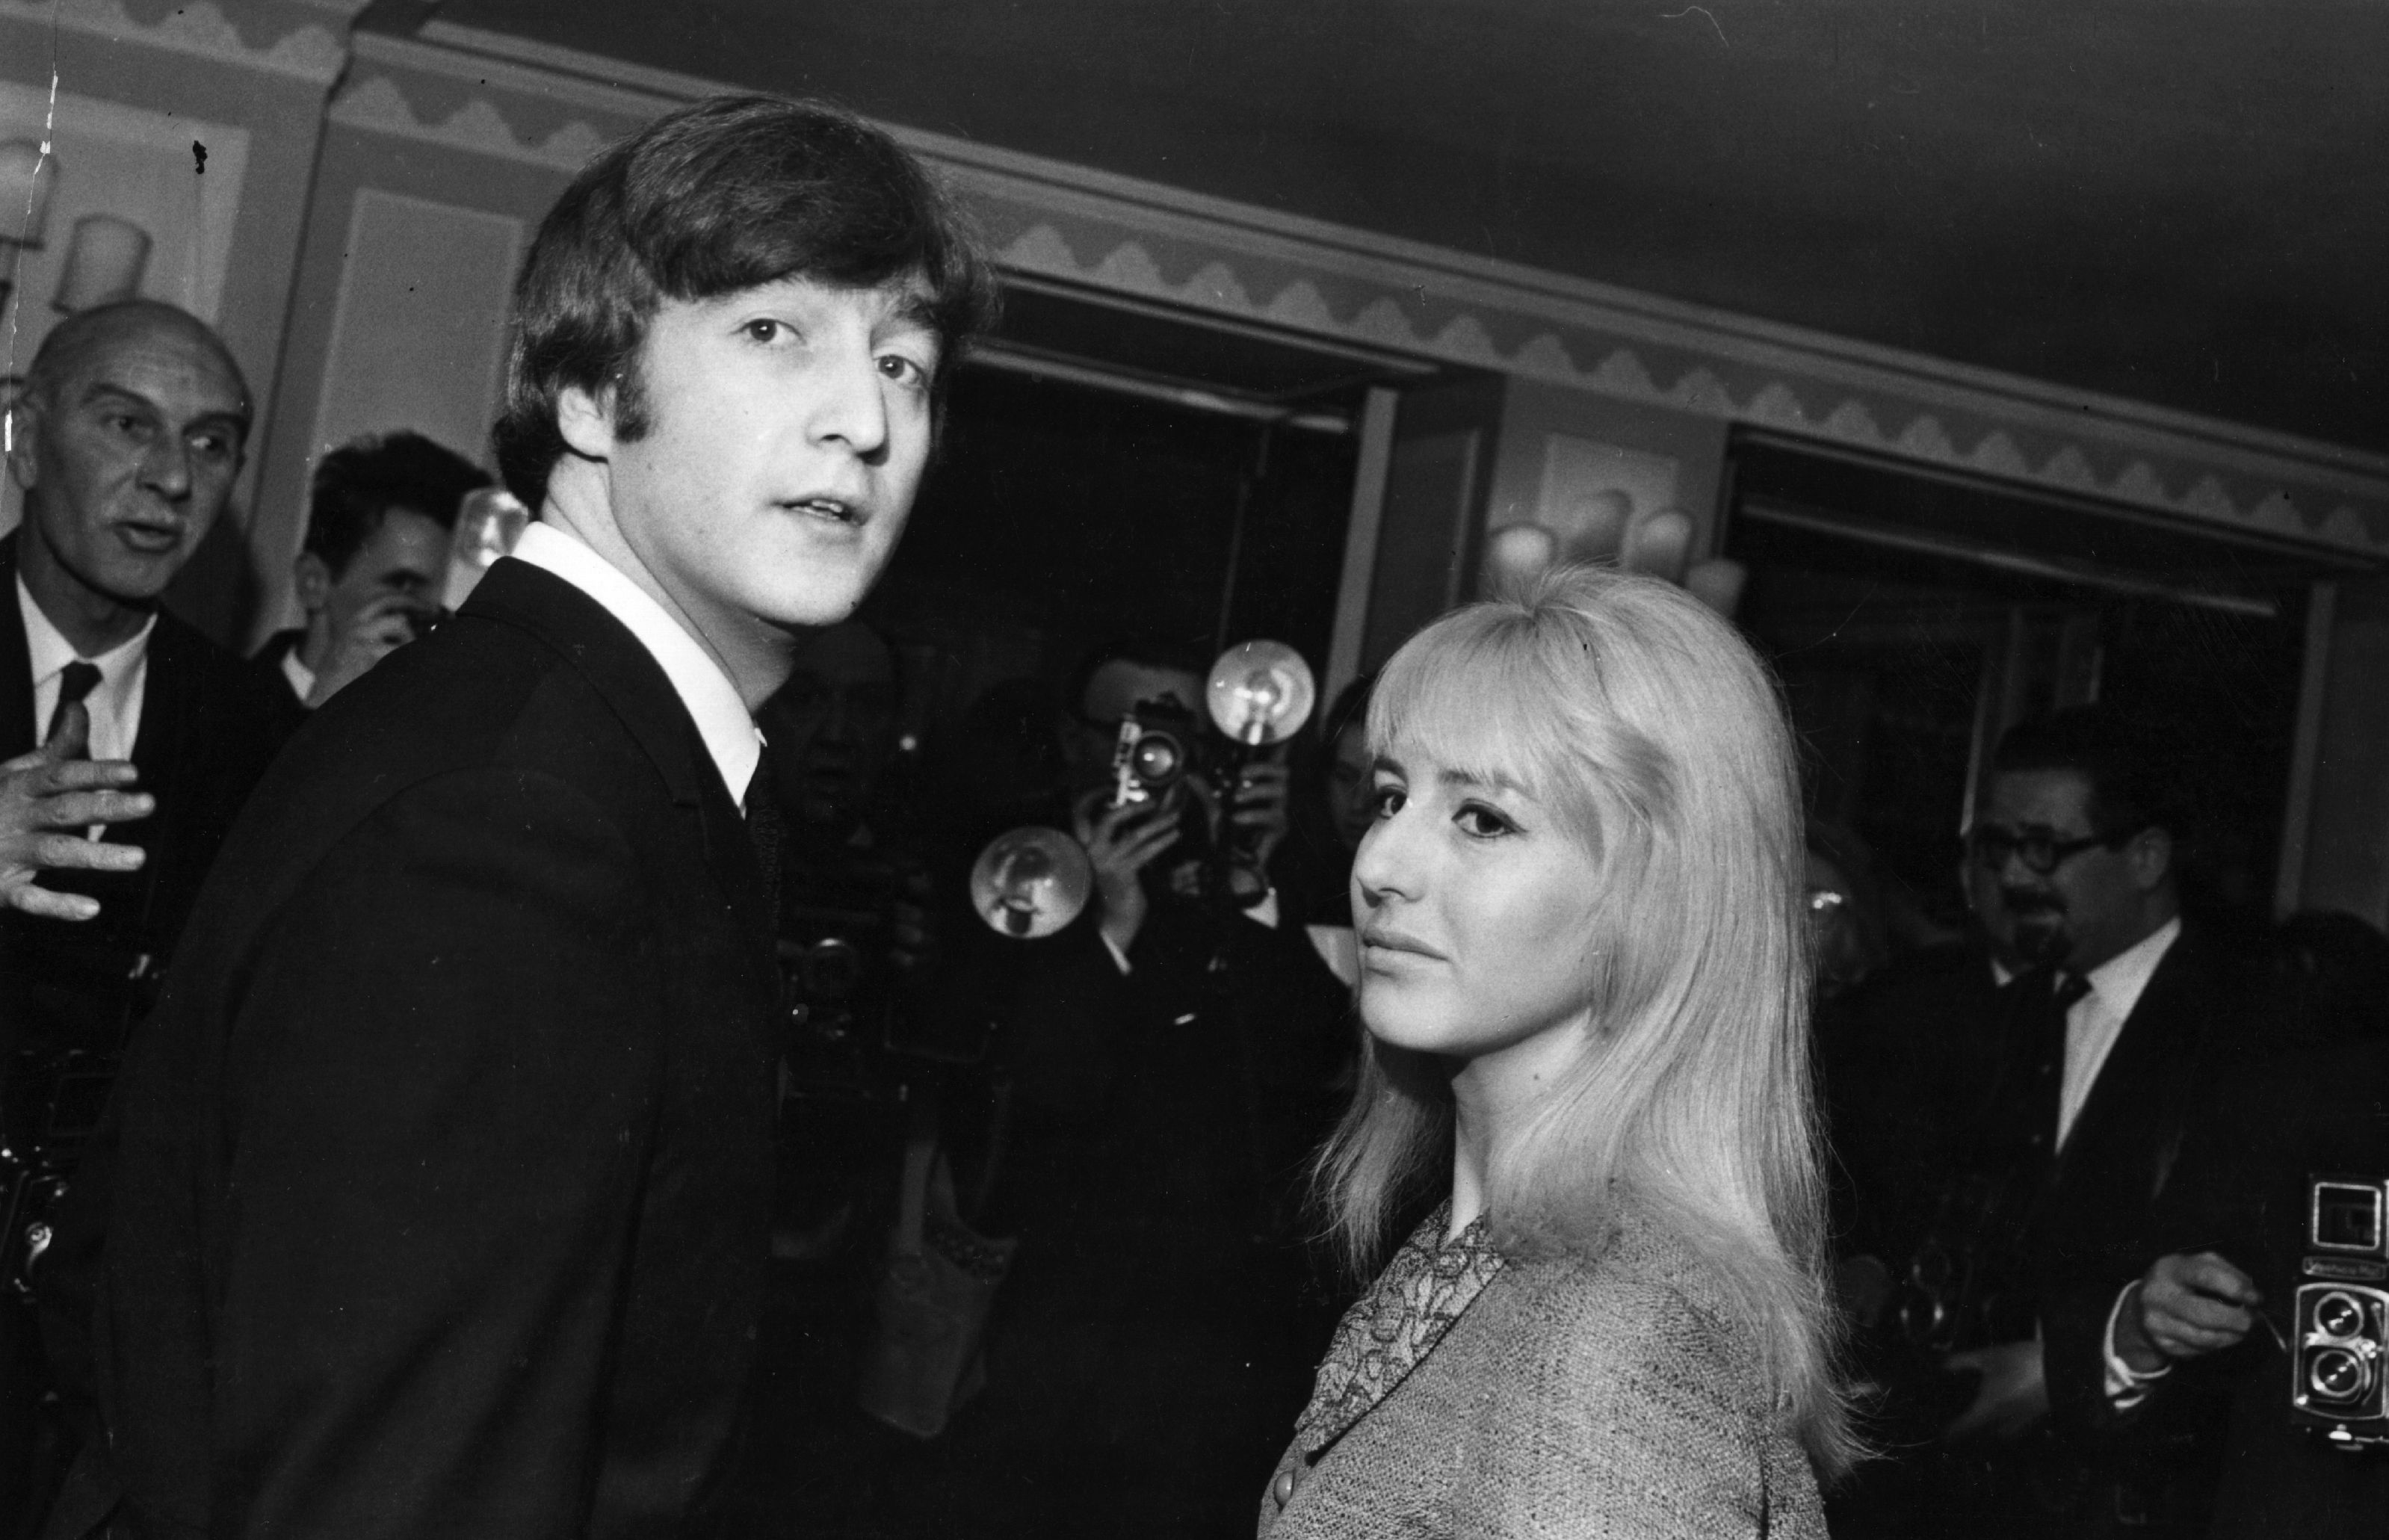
[2291, 1173, 2389, 1450]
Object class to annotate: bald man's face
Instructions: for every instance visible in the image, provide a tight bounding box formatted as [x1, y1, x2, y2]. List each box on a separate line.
[7, 314, 249, 607]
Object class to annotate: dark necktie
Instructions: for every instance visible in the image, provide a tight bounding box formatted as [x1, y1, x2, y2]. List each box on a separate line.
[744, 741, 783, 931]
[2021, 968, 2093, 1155]
[46, 659, 103, 749]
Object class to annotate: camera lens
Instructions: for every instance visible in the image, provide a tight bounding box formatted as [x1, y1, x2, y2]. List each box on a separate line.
[1130, 730, 1184, 786]
[2309, 1346, 2372, 1403]
[2317, 1290, 2369, 1340]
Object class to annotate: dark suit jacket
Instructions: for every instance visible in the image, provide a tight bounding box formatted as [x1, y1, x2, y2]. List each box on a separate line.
[0, 533, 300, 1057]
[74, 557, 782, 1538]
[2127, 1037, 2389, 1539]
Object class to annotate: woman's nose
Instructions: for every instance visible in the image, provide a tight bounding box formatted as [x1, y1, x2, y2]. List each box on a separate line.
[1350, 811, 1417, 908]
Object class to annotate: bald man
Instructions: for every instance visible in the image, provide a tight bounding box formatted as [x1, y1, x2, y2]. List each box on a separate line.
[1, 299, 303, 1527]
[0, 300, 300, 1055]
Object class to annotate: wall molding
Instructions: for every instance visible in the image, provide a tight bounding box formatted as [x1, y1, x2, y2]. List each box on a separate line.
[0, 0, 345, 84]
[328, 72, 611, 173]
[347, 21, 2389, 559]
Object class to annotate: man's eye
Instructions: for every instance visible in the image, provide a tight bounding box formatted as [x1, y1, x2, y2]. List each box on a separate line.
[1454, 804, 1515, 838]
[107, 414, 149, 437]
[743, 319, 785, 344]
[191, 433, 234, 461]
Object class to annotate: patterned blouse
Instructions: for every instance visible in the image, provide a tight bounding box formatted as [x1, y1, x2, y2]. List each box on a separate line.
[1294, 1203, 1506, 1457]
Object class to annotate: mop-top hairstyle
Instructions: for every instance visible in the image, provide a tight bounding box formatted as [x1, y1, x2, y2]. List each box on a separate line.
[1314, 563, 1855, 1474]
[493, 93, 997, 509]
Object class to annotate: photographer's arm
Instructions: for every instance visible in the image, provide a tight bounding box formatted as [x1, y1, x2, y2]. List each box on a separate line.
[1072, 788, 1178, 965]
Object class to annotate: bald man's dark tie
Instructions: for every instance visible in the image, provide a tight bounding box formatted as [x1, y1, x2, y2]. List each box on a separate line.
[46, 659, 102, 749]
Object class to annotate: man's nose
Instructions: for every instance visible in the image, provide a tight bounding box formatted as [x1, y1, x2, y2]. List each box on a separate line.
[140, 433, 194, 502]
[810, 343, 890, 458]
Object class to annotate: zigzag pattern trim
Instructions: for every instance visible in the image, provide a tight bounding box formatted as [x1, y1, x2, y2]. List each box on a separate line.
[330, 74, 608, 173]
[0, 0, 344, 83]
[994, 220, 2388, 554]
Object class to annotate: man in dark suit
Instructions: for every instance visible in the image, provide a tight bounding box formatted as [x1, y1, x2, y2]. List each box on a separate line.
[0, 300, 300, 1058]
[256, 430, 489, 708]
[1921, 706, 2284, 1538]
[1, 301, 300, 1536]
[1832, 706, 2288, 1540]
[64, 95, 994, 1538]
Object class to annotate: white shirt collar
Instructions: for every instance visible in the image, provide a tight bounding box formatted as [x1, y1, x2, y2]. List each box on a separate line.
[279, 642, 317, 706]
[507, 521, 761, 808]
[2083, 914, 2182, 1018]
[18, 573, 154, 761]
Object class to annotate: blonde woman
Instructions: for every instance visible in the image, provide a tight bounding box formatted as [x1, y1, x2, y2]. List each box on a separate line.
[1260, 566, 1853, 1538]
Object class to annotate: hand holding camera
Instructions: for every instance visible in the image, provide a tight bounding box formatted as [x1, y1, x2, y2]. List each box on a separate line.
[1072, 785, 1181, 956]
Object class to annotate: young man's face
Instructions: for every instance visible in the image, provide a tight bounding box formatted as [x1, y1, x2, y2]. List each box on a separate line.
[598, 273, 939, 658]
[300, 506, 449, 637]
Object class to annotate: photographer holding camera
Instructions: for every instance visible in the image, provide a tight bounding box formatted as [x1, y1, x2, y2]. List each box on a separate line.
[867, 635, 1347, 1535]
[256, 430, 491, 708]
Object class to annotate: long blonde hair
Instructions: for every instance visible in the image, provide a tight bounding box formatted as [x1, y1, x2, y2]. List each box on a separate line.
[1314, 564, 1856, 1474]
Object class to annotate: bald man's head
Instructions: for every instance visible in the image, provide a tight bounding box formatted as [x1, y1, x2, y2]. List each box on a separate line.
[21, 301, 250, 423]
[7, 301, 251, 648]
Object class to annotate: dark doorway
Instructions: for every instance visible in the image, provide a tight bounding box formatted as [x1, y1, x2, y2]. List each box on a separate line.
[1722, 433, 2358, 938]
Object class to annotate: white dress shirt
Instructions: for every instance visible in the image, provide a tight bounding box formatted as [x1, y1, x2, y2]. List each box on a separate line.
[507, 522, 761, 811]
[2061, 915, 2181, 1150]
[19, 574, 153, 762]
[2074, 915, 2184, 1406]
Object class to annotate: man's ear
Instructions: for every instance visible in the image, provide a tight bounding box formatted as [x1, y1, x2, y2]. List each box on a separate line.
[293, 551, 333, 614]
[3, 392, 39, 493]
[2127, 826, 2174, 892]
[556, 383, 617, 462]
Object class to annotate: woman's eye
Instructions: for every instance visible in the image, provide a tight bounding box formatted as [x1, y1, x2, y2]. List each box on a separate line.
[1367, 785, 1405, 819]
[877, 353, 929, 389]
[1454, 803, 1514, 838]
[743, 319, 784, 344]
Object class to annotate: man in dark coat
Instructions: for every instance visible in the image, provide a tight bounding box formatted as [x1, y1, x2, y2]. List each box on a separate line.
[1833, 706, 2294, 1539]
[1, 301, 297, 1536]
[60, 95, 993, 1539]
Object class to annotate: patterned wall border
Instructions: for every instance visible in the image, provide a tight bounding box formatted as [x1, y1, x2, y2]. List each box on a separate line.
[341, 25, 2389, 560]
[0, 0, 346, 84]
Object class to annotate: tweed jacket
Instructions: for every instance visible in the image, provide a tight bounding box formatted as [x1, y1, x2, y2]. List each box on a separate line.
[1260, 1202, 1826, 1539]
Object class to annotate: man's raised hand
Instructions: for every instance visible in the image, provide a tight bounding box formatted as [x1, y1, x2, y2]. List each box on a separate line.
[0, 702, 151, 921]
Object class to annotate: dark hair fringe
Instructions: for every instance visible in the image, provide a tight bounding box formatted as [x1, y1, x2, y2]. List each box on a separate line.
[492, 95, 1000, 508]
[305, 430, 491, 575]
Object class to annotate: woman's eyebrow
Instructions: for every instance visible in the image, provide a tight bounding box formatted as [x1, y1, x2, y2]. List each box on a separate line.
[1437, 766, 1529, 797]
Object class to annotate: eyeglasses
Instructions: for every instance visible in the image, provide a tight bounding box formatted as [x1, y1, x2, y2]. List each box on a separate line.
[1968, 823, 2133, 876]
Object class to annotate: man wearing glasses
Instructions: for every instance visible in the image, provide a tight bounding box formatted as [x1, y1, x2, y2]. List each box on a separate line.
[1913, 704, 2284, 1540]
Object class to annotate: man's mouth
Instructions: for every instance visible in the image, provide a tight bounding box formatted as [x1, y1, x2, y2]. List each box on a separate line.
[788, 495, 864, 528]
[115, 520, 186, 553]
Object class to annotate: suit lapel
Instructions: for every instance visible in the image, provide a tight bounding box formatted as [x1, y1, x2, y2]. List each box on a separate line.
[1295, 1207, 1506, 1457]
[459, 557, 775, 945]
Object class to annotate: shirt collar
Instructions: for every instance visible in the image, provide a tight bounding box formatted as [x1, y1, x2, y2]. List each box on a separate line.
[17, 573, 156, 693]
[2083, 914, 2181, 1015]
[507, 521, 761, 806]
